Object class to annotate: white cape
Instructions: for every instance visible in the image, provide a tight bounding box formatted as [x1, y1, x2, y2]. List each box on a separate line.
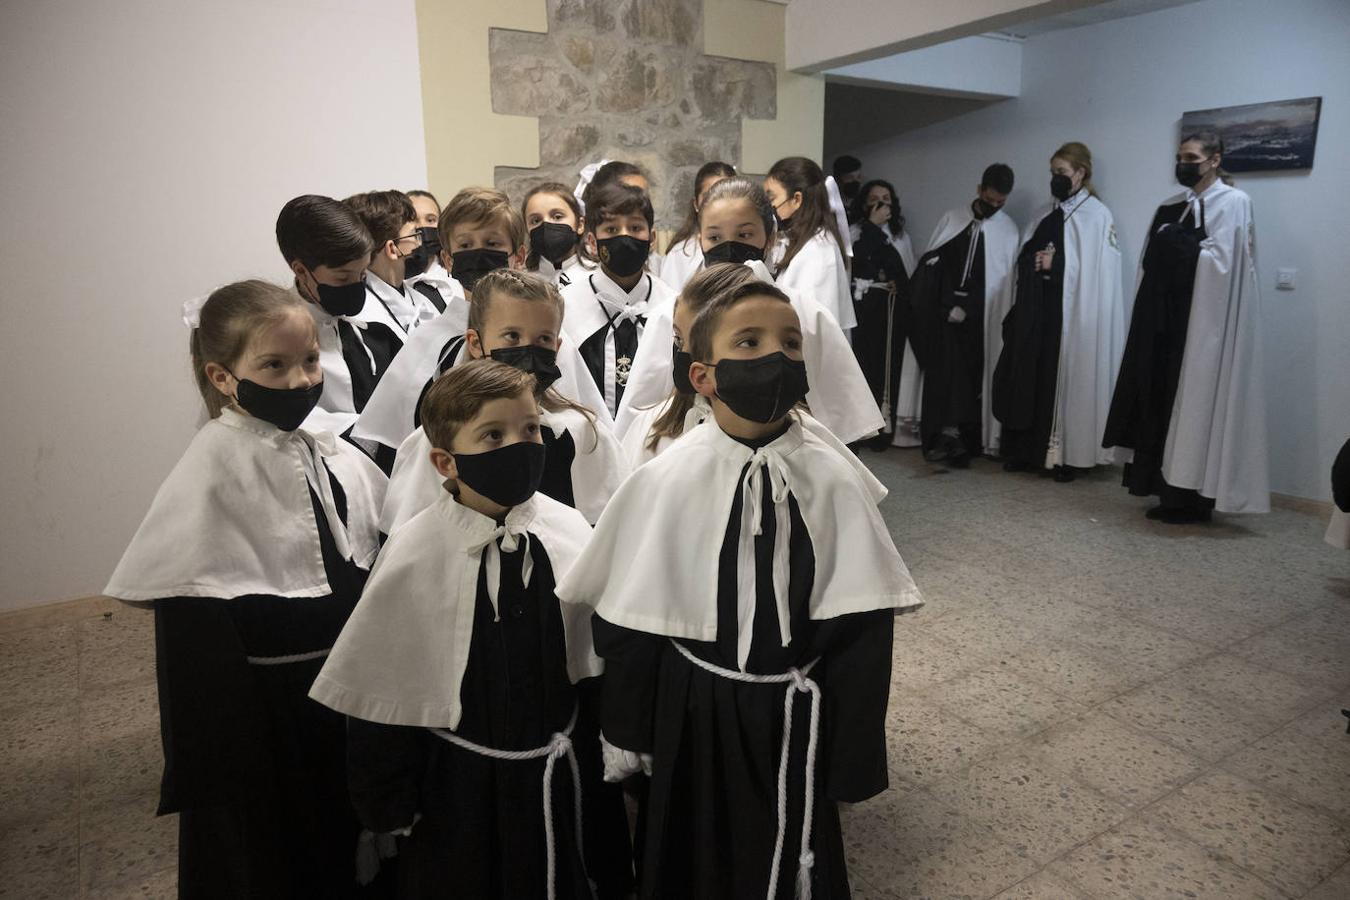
[771, 230, 856, 330]
[381, 406, 627, 534]
[658, 236, 704, 292]
[352, 297, 606, 451]
[621, 394, 888, 505]
[613, 260, 883, 445]
[556, 417, 921, 668]
[1019, 191, 1126, 468]
[310, 491, 601, 729]
[105, 408, 386, 602]
[560, 270, 678, 421]
[893, 205, 1019, 450]
[1161, 181, 1268, 513]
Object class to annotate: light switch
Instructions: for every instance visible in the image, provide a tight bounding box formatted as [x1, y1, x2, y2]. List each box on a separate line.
[1276, 268, 1297, 290]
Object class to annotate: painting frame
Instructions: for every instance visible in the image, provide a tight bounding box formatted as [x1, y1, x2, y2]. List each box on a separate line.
[1180, 96, 1322, 173]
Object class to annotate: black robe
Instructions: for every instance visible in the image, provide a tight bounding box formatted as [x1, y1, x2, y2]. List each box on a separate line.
[577, 275, 650, 415]
[341, 320, 402, 414]
[850, 221, 913, 432]
[908, 223, 987, 452]
[593, 430, 895, 900]
[1101, 200, 1206, 496]
[154, 469, 381, 899]
[346, 541, 634, 900]
[992, 208, 1066, 466]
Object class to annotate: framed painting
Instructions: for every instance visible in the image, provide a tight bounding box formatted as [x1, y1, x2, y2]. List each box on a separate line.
[1180, 97, 1322, 172]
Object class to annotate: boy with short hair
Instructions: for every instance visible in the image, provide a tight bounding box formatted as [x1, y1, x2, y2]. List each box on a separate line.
[438, 186, 528, 297]
[275, 194, 403, 432]
[345, 190, 441, 332]
[557, 278, 921, 900]
[560, 181, 678, 420]
[313, 359, 634, 899]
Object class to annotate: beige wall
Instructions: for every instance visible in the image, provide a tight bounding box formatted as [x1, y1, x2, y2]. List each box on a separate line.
[416, 0, 825, 198]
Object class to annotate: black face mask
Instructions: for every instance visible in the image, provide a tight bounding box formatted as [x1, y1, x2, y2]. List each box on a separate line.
[417, 226, 442, 256]
[712, 351, 810, 423]
[233, 377, 323, 432]
[1175, 161, 1205, 188]
[489, 345, 562, 392]
[1050, 174, 1074, 202]
[452, 248, 510, 292]
[596, 234, 651, 278]
[308, 275, 366, 317]
[973, 198, 1000, 220]
[530, 222, 580, 267]
[672, 345, 694, 395]
[453, 440, 547, 508]
[703, 240, 765, 266]
[401, 243, 433, 279]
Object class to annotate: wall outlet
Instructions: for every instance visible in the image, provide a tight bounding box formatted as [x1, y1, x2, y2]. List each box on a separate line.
[1276, 268, 1297, 290]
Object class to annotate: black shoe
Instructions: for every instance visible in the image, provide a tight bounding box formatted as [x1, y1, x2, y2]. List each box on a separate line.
[1053, 466, 1076, 483]
[1003, 460, 1031, 473]
[950, 452, 972, 469]
[867, 433, 892, 452]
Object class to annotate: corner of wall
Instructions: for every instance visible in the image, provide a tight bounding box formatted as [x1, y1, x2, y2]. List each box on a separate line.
[415, 0, 548, 195]
[704, 0, 825, 172]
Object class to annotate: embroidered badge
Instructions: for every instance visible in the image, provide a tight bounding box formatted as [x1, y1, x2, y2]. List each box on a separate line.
[616, 355, 632, 385]
[1108, 224, 1119, 250]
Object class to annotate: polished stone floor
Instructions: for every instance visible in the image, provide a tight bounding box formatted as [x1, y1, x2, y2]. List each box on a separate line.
[1, 449, 1347, 898]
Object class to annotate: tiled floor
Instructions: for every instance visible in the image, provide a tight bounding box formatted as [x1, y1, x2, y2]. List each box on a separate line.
[1, 451, 1348, 898]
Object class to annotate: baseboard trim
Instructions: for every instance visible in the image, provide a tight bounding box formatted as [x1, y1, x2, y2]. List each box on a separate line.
[0, 594, 122, 635]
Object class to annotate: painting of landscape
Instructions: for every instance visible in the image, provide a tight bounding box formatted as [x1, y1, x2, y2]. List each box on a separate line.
[1180, 97, 1322, 172]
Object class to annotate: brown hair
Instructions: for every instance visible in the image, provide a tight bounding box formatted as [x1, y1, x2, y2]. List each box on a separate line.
[1180, 130, 1235, 186]
[688, 277, 792, 363]
[766, 156, 846, 274]
[275, 195, 374, 269]
[581, 181, 655, 267]
[646, 263, 764, 450]
[668, 161, 737, 250]
[467, 269, 599, 443]
[420, 359, 536, 454]
[521, 182, 583, 270]
[344, 190, 418, 257]
[189, 280, 312, 418]
[1050, 142, 1099, 198]
[437, 187, 526, 254]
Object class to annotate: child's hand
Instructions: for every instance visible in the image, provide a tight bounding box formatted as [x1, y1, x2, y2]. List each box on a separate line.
[601, 734, 653, 782]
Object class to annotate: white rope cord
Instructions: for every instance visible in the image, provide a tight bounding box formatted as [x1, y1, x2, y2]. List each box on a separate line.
[245, 647, 331, 666]
[672, 640, 823, 900]
[431, 704, 591, 900]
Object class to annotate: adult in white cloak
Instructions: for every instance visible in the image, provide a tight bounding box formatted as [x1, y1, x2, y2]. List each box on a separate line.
[1104, 132, 1268, 521]
[992, 142, 1125, 480]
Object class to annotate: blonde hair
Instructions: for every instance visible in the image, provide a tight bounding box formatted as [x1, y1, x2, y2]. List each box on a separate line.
[1051, 142, 1099, 198]
[438, 187, 526, 253]
[189, 280, 311, 418]
[467, 269, 599, 444]
[420, 359, 536, 453]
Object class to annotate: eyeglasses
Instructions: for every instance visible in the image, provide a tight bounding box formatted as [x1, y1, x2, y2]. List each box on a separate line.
[393, 232, 424, 249]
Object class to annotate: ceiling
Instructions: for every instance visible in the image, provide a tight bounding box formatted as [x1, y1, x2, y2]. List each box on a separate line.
[993, 0, 1205, 39]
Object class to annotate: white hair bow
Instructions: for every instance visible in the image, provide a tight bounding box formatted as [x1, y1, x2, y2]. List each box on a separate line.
[823, 175, 854, 259]
[574, 159, 612, 214]
[181, 293, 210, 329]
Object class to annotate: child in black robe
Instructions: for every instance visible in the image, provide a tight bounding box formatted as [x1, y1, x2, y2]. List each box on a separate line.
[104, 280, 389, 898]
[557, 278, 922, 899]
[311, 359, 633, 899]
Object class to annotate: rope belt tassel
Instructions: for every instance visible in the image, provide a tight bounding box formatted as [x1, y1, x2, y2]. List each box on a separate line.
[431, 704, 593, 900]
[672, 640, 823, 900]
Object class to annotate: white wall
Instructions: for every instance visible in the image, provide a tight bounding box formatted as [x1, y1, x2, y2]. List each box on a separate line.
[824, 34, 1024, 100]
[0, 0, 428, 611]
[835, 0, 1350, 503]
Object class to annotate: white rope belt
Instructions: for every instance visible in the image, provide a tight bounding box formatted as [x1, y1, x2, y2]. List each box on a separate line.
[672, 640, 823, 900]
[245, 647, 331, 666]
[431, 704, 590, 900]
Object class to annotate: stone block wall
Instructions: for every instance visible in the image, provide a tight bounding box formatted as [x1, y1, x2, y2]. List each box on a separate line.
[490, 0, 776, 230]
